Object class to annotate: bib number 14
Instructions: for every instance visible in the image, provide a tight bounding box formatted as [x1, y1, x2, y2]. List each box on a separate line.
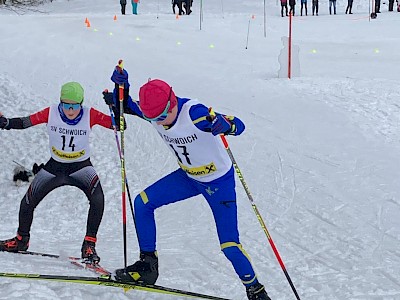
[61, 135, 76, 151]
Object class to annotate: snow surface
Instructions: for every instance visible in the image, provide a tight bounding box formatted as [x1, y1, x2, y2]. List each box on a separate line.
[1, 0, 400, 299]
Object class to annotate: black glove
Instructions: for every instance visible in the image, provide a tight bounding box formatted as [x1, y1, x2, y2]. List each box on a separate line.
[0, 115, 9, 129]
[103, 91, 114, 106]
[32, 163, 44, 175]
[13, 166, 34, 184]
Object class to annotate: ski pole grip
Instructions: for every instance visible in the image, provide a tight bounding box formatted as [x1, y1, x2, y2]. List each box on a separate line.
[206, 107, 216, 123]
[116, 59, 124, 74]
[208, 107, 229, 148]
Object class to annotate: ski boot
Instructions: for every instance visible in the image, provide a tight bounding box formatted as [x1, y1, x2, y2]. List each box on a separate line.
[115, 251, 159, 284]
[81, 236, 100, 264]
[246, 282, 272, 300]
[0, 234, 29, 252]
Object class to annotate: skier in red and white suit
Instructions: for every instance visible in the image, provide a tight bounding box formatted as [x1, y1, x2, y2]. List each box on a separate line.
[0, 82, 113, 263]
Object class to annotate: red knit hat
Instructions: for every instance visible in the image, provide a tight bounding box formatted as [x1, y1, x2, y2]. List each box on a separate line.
[139, 79, 177, 119]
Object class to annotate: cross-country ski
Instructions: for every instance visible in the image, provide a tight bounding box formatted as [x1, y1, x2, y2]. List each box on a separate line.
[0, 272, 230, 300]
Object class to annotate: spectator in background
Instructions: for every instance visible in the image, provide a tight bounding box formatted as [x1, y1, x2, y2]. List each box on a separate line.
[120, 0, 127, 15]
[280, 0, 288, 17]
[312, 0, 319, 15]
[329, 0, 337, 14]
[183, 0, 192, 15]
[388, 0, 394, 11]
[375, 0, 381, 12]
[301, 0, 308, 15]
[289, 0, 296, 15]
[172, 0, 178, 14]
[132, 0, 139, 14]
[345, 0, 353, 13]
[173, 0, 184, 15]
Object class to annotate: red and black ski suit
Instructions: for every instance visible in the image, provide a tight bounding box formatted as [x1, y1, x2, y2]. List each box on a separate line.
[5, 106, 113, 240]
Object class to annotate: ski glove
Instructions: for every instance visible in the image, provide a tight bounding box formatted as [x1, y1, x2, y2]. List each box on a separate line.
[111, 68, 130, 89]
[103, 91, 115, 106]
[211, 114, 234, 136]
[0, 115, 9, 130]
[32, 163, 44, 175]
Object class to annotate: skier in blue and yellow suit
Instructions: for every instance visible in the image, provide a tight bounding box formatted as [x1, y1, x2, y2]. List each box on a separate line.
[103, 65, 271, 300]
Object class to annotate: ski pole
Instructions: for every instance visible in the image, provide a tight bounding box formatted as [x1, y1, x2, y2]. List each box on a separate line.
[106, 94, 137, 231]
[219, 135, 301, 299]
[117, 59, 128, 269]
[12, 160, 35, 179]
[245, 19, 251, 50]
[208, 108, 301, 299]
[12, 160, 29, 171]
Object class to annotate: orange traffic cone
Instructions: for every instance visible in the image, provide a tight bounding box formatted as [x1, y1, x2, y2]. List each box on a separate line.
[85, 17, 89, 24]
[86, 20, 91, 28]
[114, 15, 117, 21]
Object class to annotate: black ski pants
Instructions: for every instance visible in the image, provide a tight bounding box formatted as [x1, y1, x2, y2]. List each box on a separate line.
[329, 0, 337, 14]
[312, 1, 319, 14]
[375, 0, 381, 12]
[281, 3, 288, 16]
[301, 2, 308, 15]
[173, 0, 184, 15]
[289, 4, 295, 16]
[18, 158, 105, 239]
[346, 0, 353, 13]
[388, 0, 394, 11]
